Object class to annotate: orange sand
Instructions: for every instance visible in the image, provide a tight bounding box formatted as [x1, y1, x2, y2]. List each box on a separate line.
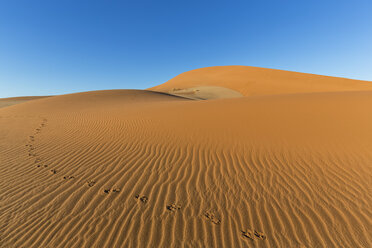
[0, 96, 50, 109]
[0, 66, 371, 247]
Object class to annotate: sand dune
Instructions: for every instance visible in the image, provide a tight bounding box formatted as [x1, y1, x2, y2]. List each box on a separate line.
[0, 96, 50, 109]
[150, 66, 372, 98]
[0, 67, 371, 247]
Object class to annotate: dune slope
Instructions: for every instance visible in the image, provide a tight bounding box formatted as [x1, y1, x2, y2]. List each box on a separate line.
[0, 96, 50, 109]
[150, 66, 372, 98]
[0, 85, 371, 247]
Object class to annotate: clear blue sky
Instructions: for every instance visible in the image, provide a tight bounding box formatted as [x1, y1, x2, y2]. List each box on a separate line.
[1, 0, 371, 98]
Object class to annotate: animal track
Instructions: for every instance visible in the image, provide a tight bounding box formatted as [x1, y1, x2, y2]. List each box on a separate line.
[204, 211, 221, 225]
[103, 188, 121, 194]
[241, 230, 254, 240]
[87, 181, 96, 187]
[135, 194, 148, 203]
[241, 229, 266, 241]
[254, 230, 266, 240]
[27, 118, 48, 165]
[26, 118, 51, 174]
[50, 169, 57, 174]
[63, 176, 75, 180]
[166, 203, 181, 212]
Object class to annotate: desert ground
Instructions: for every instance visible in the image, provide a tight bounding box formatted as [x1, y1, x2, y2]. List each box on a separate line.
[0, 66, 371, 247]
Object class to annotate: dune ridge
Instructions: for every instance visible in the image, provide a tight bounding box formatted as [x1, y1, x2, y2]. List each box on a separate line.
[1, 67, 372, 247]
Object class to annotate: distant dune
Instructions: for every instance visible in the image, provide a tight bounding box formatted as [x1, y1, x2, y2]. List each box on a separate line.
[0, 96, 50, 108]
[0, 66, 371, 247]
[150, 65, 372, 99]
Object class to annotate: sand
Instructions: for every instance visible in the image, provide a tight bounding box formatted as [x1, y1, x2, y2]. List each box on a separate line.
[0, 96, 50, 109]
[0, 66, 371, 247]
[165, 86, 243, 100]
[150, 65, 372, 98]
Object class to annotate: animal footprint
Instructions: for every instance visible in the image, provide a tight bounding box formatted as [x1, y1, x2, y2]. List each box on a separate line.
[87, 181, 95, 187]
[254, 230, 266, 240]
[166, 203, 181, 212]
[135, 194, 148, 203]
[241, 229, 266, 241]
[241, 230, 254, 240]
[63, 176, 75, 180]
[50, 169, 57, 174]
[104, 188, 121, 194]
[204, 211, 221, 225]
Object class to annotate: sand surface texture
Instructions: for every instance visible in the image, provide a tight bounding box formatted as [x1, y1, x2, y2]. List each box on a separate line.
[0, 66, 371, 247]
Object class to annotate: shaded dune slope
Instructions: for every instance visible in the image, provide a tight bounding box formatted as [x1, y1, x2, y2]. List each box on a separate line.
[0, 87, 371, 247]
[150, 66, 372, 98]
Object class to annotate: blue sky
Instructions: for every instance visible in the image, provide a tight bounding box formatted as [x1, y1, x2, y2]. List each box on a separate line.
[1, 0, 371, 98]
